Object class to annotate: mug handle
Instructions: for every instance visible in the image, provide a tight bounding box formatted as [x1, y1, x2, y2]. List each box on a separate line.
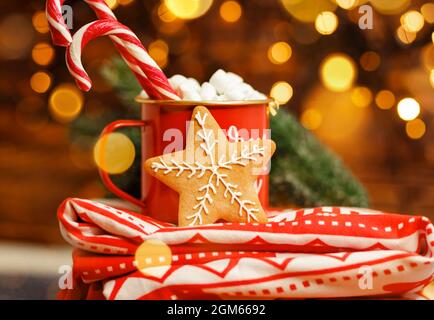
[98, 119, 151, 209]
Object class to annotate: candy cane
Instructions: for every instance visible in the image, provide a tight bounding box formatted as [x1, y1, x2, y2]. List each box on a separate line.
[46, 0, 118, 46]
[66, 20, 179, 99]
[46, 0, 179, 99]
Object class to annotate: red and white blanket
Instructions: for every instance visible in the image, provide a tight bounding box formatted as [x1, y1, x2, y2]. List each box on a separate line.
[57, 198, 434, 300]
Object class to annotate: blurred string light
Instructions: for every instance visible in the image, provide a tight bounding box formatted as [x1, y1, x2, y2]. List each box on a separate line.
[30, 71, 51, 93]
[105, 0, 119, 10]
[280, 0, 336, 22]
[320, 53, 356, 92]
[350, 86, 372, 108]
[267, 42, 292, 64]
[421, 3, 434, 23]
[0, 14, 34, 59]
[315, 11, 338, 35]
[360, 51, 381, 71]
[301, 108, 322, 130]
[32, 11, 49, 34]
[335, 0, 357, 10]
[397, 98, 420, 121]
[148, 39, 169, 68]
[31, 42, 55, 66]
[421, 44, 434, 70]
[220, 1, 242, 23]
[401, 10, 425, 33]
[135, 240, 172, 276]
[158, 3, 177, 22]
[15, 96, 48, 131]
[396, 26, 416, 45]
[164, 0, 213, 20]
[49, 83, 84, 123]
[430, 70, 434, 88]
[93, 132, 135, 174]
[270, 81, 293, 104]
[405, 118, 426, 139]
[370, 0, 410, 15]
[375, 90, 395, 110]
[118, 0, 135, 6]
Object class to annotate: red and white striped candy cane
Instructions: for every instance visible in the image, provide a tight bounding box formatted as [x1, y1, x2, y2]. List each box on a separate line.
[46, 0, 72, 46]
[66, 19, 180, 99]
[46, 0, 124, 47]
[46, 0, 179, 99]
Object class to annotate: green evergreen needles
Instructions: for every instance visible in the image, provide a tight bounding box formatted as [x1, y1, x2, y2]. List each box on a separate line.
[270, 110, 368, 207]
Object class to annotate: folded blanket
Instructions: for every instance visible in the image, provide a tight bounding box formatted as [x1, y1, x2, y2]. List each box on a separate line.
[57, 198, 434, 300]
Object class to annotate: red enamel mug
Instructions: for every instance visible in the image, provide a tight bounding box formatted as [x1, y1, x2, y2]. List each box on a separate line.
[99, 98, 274, 224]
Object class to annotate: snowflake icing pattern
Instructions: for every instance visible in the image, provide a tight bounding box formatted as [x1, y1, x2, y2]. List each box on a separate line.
[151, 111, 265, 226]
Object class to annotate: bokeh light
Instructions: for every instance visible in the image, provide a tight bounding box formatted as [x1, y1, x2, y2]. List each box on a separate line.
[49, 84, 84, 123]
[31, 42, 55, 66]
[320, 54, 356, 92]
[15, 96, 48, 131]
[375, 90, 395, 110]
[421, 44, 434, 70]
[350, 86, 372, 108]
[401, 10, 425, 33]
[315, 11, 338, 35]
[268, 42, 292, 64]
[30, 71, 52, 93]
[421, 3, 434, 24]
[301, 108, 322, 130]
[93, 132, 136, 174]
[157, 3, 177, 22]
[105, 0, 119, 10]
[281, 0, 336, 22]
[220, 1, 242, 23]
[430, 70, 434, 88]
[32, 11, 49, 34]
[0, 14, 34, 59]
[360, 51, 381, 71]
[397, 98, 420, 121]
[118, 0, 135, 6]
[270, 81, 293, 104]
[371, 0, 410, 15]
[165, 0, 213, 20]
[396, 26, 416, 45]
[148, 39, 169, 68]
[405, 118, 426, 139]
[335, 0, 357, 10]
[135, 240, 172, 273]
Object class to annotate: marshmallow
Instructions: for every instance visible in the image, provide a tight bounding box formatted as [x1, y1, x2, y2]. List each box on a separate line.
[224, 87, 246, 100]
[168, 69, 267, 102]
[187, 78, 201, 91]
[226, 72, 243, 85]
[168, 74, 187, 90]
[200, 82, 217, 100]
[246, 90, 267, 100]
[209, 69, 228, 94]
[179, 82, 201, 100]
[237, 83, 254, 95]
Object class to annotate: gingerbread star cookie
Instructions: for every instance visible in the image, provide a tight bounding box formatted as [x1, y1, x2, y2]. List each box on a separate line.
[144, 106, 276, 226]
